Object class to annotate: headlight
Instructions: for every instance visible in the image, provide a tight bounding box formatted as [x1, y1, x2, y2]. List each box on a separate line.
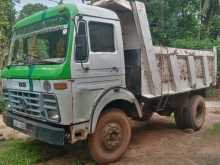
[6, 103, 12, 111]
[47, 109, 60, 122]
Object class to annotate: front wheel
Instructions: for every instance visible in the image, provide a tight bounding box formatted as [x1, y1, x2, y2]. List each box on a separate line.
[88, 108, 131, 164]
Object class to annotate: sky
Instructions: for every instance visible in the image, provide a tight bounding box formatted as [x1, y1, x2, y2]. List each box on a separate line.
[15, 0, 85, 11]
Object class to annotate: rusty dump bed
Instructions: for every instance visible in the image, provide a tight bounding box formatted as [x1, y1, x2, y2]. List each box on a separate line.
[95, 0, 217, 98]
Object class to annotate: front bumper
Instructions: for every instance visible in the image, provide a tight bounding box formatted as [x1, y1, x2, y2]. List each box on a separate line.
[3, 111, 65, 146]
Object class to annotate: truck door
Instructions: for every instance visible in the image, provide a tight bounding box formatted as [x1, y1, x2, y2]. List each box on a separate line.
[71, 16, 124, 123]
[74, 16, 123, 75]
[87, 19, 121, 72]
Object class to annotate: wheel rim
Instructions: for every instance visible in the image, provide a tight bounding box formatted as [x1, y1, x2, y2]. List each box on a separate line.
[102, 122, 122, 151]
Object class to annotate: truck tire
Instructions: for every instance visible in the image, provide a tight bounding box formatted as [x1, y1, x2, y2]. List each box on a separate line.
[174, 107, 185, 129]
[88, 108, 131, 164]
[184, 95, 206, 130]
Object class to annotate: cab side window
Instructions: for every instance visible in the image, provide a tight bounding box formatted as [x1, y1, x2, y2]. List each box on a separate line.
[89, 22, 115, 52]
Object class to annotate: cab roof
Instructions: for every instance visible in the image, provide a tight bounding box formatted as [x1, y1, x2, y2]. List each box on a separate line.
[15, 3, 119, 30]
[77, 3, 119, 20]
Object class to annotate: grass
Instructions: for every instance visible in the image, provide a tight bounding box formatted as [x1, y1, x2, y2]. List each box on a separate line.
[206, 87, 214, 97]
[0, 139, 95, 165]
[208, 122, 220, 135]
[0, 139, 64, 165]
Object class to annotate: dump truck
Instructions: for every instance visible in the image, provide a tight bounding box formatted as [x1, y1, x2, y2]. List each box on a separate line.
[1, 0, 217, 163]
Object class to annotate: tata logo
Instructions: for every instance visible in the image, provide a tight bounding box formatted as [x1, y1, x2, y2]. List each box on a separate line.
[19, 82, 27, 88]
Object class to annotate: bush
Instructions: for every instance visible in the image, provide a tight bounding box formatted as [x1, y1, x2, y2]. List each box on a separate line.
[0, 96, 5, 113]
[169, 37, 220, 50]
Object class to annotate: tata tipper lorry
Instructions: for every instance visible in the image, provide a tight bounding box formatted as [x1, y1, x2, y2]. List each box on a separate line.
[2, 0, 217, 163]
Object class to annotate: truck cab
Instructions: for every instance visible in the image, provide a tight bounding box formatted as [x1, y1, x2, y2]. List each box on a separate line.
[2, 3, 132, 140]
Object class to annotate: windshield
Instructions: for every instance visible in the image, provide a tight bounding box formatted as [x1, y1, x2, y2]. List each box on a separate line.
[10, 17, 69, 65]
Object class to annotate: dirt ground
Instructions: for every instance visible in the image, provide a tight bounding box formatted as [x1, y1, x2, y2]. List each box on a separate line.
[114, 109, 220, 165]
[1, 102, 220, 165]
[0, 115, 27, 140]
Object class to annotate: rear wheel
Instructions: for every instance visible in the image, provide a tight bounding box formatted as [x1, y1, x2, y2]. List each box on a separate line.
[88, 109, 131, 164]
[174, 95, 206, 131]
[185, 95, 206, 130]
[174, 107, 185, 129]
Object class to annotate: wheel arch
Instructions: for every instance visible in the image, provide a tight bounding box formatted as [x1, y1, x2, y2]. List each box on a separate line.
[89, 87, 142, 133]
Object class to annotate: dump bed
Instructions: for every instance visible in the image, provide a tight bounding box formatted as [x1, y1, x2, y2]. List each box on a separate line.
[95, 0, 217, 98]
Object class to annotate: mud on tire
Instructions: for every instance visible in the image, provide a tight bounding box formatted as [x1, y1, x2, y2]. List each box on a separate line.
[88, 108, 131, 164]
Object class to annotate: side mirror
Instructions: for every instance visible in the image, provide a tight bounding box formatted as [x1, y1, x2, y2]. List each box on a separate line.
[75, 21, 88, 62]
[75, 34, 88, 61]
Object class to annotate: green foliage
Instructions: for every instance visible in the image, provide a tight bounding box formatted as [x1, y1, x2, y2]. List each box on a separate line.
[201, 0, 220, 37]
[147, 0, 201, 45]
[0, 0, 17, 68]
[0, 0, 17, 47]
[170, 38, 220, 49]
[18, 3, 47, 21]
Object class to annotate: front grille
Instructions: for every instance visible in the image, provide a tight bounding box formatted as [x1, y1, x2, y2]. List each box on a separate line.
[3, 89, 59, 121]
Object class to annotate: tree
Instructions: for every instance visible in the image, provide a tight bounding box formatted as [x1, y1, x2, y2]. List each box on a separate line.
[202, 0, 219, 24]
[0, 0, 18, 68]
[201, 0, 220, 38]
[18, 3, 47, 20]
[0, 0, 18, 47]
[146, 0, 201, 45]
